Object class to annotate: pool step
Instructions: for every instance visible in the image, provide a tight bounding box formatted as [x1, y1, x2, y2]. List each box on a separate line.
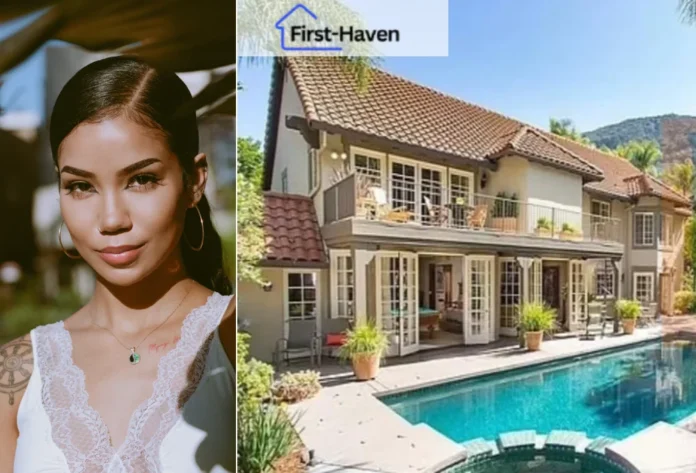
[497, 430, 537, 452]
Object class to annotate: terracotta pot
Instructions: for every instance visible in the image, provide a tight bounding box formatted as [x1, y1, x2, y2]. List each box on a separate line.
[491, 217, 518, 233]
[622, 318, 636, 335]
[525, 331, 544, 351]
[351, 353, 381, 380]
[534, 228, 553, 238]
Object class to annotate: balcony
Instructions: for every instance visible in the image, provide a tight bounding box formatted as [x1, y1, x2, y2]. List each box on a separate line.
[323, 174, 622, 245]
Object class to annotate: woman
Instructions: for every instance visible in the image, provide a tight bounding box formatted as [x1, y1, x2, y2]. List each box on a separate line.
[0, 56, 235, 472]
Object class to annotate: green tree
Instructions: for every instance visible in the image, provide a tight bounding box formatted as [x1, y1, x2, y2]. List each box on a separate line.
[238, 137, 264, 188]
[679, 0, 696, 23]
[549, 118, 593, 146]
[663, 160, 696, 198]
[237, 173, 266, 285]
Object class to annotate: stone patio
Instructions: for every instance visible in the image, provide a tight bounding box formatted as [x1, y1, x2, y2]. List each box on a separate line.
[286, 327, 663, 473]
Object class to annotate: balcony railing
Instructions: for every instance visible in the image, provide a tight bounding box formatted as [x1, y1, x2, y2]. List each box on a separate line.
[324, 174, 622, 244]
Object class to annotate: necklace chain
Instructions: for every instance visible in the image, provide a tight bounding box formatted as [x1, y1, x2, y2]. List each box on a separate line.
[91, 285, 193, 355]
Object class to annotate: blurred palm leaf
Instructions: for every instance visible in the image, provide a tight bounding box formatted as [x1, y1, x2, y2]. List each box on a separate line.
[0, 0, 235, 113]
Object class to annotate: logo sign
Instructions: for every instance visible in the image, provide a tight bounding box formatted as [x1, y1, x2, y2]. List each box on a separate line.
[238, 0, 449, 57]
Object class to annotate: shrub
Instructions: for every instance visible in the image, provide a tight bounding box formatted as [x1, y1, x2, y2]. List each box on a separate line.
[238, 403, 299, 473]
[561, 222, 579, 234]
[339, 322, 389, 361]
[519, 302, 557, 333]
[237, 332, 274, 410]
[675, 291, 696, 314]
[272, 370, 321, 404]
[536, 217, 552, 230]
[615, 299, 642, 320]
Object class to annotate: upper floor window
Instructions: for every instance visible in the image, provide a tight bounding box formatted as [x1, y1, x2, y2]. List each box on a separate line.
[660, 214, 674, 248]
[308, 148, 319, 193]
[352, 148, 384, 187]
[281, 168, 288, 193]
[591, 200, 610, 218]
[634, 212, 654, 247]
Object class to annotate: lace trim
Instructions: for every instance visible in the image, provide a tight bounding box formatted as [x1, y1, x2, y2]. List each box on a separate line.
[35, 292, 230, 473]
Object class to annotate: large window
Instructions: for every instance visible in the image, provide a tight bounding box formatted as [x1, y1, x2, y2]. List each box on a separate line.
[450, 171, 473, 228]
[633, 272, 654, 303]
[595, 267, 615, 298]
[634, 212, 654, 247]
[660, 214, 674, 248]
[390, 161, 417, 215]
[286, 272, 318, 320]
[420, 166, 444, 226]
[591, 200, 610, 218]
[331, 252, 354, 320]
[499, 260, 521, 332]
[353, 152, 383, 187]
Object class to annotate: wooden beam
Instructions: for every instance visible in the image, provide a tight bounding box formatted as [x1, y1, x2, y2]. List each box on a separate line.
[285, 115, 320, 149]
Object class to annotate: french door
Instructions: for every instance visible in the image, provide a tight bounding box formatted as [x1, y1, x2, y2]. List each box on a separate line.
[376, 252, 419, 356]
[465, 256, 494, 344]
[568, 260, 587, 329]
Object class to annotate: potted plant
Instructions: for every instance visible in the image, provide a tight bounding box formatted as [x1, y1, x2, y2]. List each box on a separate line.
[535, 217, 553, 237]
[519, 302, 557, 351]
[339, 322, 390, 381]
[559, 222, 582, 241]
[491, 192, 519, 233]
[615, 299, 641, 335]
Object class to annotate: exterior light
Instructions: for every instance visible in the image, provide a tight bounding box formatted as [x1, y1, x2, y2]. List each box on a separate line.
[340, 152, 347, 160]
[330, 152, 338, 160]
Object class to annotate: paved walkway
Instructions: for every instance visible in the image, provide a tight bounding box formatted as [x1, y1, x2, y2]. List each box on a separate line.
[287, 328, 661, 473]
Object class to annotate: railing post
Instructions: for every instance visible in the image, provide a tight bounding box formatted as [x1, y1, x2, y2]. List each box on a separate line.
[551, 208, 556, 238]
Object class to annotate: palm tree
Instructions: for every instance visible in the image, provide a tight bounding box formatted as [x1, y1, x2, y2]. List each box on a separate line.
[549, 118, 593, 146]
[625, 140, 662, 175]
[663, 160, 696, 198]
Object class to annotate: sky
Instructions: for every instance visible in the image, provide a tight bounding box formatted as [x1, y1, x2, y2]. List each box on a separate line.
[237, 0, 696, 144]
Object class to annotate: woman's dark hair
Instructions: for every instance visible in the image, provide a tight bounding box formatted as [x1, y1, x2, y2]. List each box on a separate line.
[49, 56, 232, 295]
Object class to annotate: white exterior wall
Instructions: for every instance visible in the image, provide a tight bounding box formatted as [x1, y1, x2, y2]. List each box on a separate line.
[486, 155, 528, 201]
[270, 69, 310, 194]
[527, 162, 583, 232]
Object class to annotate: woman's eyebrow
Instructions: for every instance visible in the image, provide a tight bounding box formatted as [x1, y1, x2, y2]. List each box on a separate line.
[120, 158, 161, 175]
[60, 166, 94, 178]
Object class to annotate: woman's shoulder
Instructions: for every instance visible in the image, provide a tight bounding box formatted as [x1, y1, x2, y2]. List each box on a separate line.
[0, 334, 34, 411]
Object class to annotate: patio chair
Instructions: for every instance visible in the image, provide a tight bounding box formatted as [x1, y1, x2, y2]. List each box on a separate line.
[639, 302, 658, 327]
[273, 319, 319, 369]
[315, 317, 353, 366]
[466, 204, 488, 229]
[369, 187, 413, 223]
[422, 196, 448, 226]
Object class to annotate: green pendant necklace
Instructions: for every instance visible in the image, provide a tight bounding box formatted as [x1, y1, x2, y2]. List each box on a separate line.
[91, 286, 192, 365]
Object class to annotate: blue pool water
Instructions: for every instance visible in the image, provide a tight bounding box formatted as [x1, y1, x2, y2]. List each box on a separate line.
[383, 341, 696, 443]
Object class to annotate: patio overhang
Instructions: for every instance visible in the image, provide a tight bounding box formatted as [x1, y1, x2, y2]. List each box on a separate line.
[322, 219, 624, 259]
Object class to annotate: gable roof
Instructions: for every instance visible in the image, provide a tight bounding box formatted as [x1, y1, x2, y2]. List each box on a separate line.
[261, 192, 328, 267]
[265, 57, 690, 208]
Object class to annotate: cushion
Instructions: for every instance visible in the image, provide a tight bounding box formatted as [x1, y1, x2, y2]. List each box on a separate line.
[326, 333, 347, 346]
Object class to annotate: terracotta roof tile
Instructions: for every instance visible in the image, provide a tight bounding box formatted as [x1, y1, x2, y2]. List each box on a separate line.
[262, 192, 327, 266]
[282, 57, 689, 207]
[287, 57, 600, 177]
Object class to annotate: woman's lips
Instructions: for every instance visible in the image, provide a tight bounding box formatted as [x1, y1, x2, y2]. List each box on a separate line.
[97, 245, 143, 266]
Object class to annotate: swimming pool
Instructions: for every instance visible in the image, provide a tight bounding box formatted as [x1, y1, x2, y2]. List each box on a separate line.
[383, 340, 696, 443]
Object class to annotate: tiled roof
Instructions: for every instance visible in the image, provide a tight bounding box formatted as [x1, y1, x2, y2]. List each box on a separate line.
[623, 173, 692, 205]
[262, 192, 327, 266]
[278, 58, 690, 207]
[286, 58, 602, 178]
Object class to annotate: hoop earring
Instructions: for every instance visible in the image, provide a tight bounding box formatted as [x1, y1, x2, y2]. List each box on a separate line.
[184, 205, 204, 252]
[58, 221, 81, 260]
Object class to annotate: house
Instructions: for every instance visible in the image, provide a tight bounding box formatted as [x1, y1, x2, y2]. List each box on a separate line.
[240, 57, 691, 363]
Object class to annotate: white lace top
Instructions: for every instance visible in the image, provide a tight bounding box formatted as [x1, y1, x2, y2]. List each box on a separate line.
[14, 292, 235, 473]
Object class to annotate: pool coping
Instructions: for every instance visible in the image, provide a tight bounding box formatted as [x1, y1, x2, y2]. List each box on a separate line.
[376, 334, 662, 400]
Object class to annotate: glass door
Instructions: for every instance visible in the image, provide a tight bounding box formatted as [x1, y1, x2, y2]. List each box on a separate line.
[377, 252, 419, 356]
[466, 256, 494, 344]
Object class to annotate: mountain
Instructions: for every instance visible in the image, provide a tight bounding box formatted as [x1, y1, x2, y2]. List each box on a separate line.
[584, 114, 696, 166]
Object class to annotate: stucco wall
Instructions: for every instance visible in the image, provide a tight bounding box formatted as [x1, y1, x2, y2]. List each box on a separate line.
[239, 269, 285, 362]
[527, 162, 583, 232]
[486, 155, 528, 202]
[270, 69, 309, 194]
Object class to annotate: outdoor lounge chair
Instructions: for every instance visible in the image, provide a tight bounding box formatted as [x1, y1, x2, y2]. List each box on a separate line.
[273, 319, 319, 369]
[369, 186, 413, 223]
[466, 204, 488, 229]
[423, 196, 448, 226]
[315, 317, 353, 366]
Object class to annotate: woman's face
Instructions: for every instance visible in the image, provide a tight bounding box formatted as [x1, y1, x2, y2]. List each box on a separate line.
[57, 116, 201, 287]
